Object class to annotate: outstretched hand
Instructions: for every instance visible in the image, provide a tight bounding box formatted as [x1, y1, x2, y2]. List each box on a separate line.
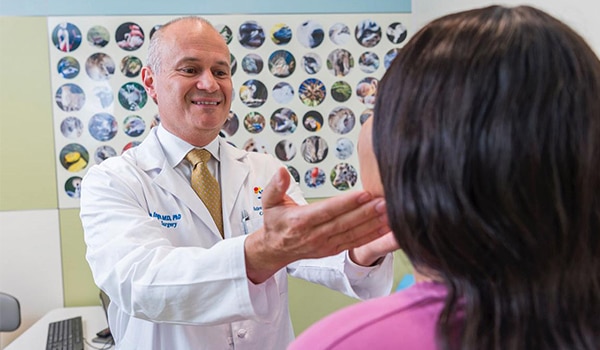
[244, 167, 391, 284]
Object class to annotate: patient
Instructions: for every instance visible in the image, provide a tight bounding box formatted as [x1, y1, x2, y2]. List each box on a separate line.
[290, 5, 600, 350]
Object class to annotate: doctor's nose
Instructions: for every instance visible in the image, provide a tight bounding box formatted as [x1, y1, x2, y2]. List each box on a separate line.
[195, 71, 219, 92]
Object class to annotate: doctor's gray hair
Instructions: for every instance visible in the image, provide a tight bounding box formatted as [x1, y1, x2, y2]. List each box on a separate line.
[146, 16, 216, 74]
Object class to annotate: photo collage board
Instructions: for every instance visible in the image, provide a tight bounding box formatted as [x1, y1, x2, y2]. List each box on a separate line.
[47, 13, 412, 208]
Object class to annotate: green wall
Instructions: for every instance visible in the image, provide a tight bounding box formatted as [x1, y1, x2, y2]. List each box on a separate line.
[0, 16, 414, 335]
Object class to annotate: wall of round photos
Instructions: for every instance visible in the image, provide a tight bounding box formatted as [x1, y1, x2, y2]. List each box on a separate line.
[47, 14, 411, 208]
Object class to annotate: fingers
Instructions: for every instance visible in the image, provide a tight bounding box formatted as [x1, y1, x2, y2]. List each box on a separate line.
[261, 167, 291, 209]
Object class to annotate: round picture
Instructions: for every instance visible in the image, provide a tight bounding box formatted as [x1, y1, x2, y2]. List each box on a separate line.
[238, 21, 265, 49]
[149, 25, 162, 39]
[118, 82, 148, 111]
[360, 108, 374, 124]
[120, 56, 143, 77]
[239, 80, 268, 108]
[221, 111, 240, 137]
[330, 163, 358, 191]
[89, 112, 118, 141]
[355, 19, 382, 47]
[116, 22, 145, 51]
[356, 77, 378, 108]
[297, 20, 324, 48]
[270, 107, 297, 135]
[92, 86, 114, 109]
[303, 110, 323, 132]
[230, 53, 238, 76]
[243, 111, 266, 134]
[272, 82, 294, 104]
[87, 25, 110, 47]
[384, 48, 401, 69]
[298, 78, 326, 107]
[287, 166, 300, 183]
[216, 24, 233, 44]
[60, 116, 84, 139]
[86, 53, 115, 81]
[358, 51, 380, 73]
[328, 107, 356, 135]
[270, 23, 292, 45]
[59, 143, 89, 172]
[301, 53, 322, 75]
[329, 23, 351, 45]
[387, 22, 408, 44]
[52, 22, 82, 52]
[327, 49, 354, 77]
[122, 141, 141, 153]
[304, 167, 326, 188]
[57, 56, 80, 79]
[301, 136, 328, 164]
[242, 53, 264, 75]
[331, 81, 352, 102]
[275, 140, 297, 161]
[94, 145, 117, 164]
[334, 137, 354, 160]
[268, 50, 296, 78]
[65, 176, 83, 198]
[123, 115, 146, 137]
[55, 83, 85, 112]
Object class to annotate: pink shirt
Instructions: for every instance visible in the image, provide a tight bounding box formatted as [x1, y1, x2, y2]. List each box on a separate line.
[289, 282, 447, 350]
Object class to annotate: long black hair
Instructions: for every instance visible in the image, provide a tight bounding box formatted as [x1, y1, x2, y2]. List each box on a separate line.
[373, 6, 600, 350]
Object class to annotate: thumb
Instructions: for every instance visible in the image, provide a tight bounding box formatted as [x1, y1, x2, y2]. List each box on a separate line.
[262, 167, 291, 209]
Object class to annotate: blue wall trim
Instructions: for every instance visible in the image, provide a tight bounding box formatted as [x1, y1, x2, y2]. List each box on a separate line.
[1, 0, 411, 16]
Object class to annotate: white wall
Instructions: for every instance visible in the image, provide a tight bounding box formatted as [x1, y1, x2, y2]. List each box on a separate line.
[0, 210, 64, 348]
[413, 0, 600, 55]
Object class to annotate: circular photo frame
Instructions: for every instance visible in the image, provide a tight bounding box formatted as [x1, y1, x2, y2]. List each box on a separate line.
[303, 110, 323, 132]
[356, 77, 378, 108]
[301, 135, 328, 164]
[329, 23, 351, 45]
[52, 22, 82, 52]
[57, 56, 80, 79]
[115, 22, 145, 51]
[330, 162, 358, 191]
[86, 53, 115, 81]
[270, 107, 298, 135]
[55, 83, 85, 112]
[89, 112, 118, 141]
[334, 137, 354, 160]
[275, 140, 297, 161]
[240, 80, 268, 108]
[328, 106, 356, 135]
[297, 20, 324, 48]
[238, 21, 265, 49]
[358, 51, 380, 74]
[87, 25, 109, 48]
[301, 52, 322, 75]
[123, 115, 146, 137]
[304, 166, 326, 188]
[387, 22, 408, 44]
[355, 19, 382, 47]
[94, 145, 117, 164]
[268, 50, 296, 78]
[118, 82, 148, 111]
[270, 23, 292, 45]
[331, 81, 352, 103]
[59, 143, 89, 172]
[60, 116, 84, 139]
[327, 49, 354, 77]
[243, 137, 270, 154]
[272, 82, 294, 104]
[221, 111, 240, 138]
[121, 56, 143, 78]
[216, 24, 233, 44]
[298, 78, 326, 107]
[65, 176, 83, 198]
[243, 111, 266, 134]
[242, 53, 264, 75]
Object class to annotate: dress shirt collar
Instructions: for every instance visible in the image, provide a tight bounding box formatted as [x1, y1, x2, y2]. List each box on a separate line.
[155, 124, 221, 168]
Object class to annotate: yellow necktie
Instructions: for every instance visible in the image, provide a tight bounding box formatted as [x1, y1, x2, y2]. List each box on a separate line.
[186, 149, 224, 237]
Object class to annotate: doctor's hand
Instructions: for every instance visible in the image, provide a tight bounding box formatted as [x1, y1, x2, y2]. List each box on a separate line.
[244, 167, 390, 284]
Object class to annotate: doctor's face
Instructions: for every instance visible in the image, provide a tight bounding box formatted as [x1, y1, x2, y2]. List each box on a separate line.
[142, 19, 232, 146]
[358, 117, 384, 197]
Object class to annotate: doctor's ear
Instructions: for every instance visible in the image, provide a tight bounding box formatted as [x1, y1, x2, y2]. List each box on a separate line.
[141, 66, 158, 103]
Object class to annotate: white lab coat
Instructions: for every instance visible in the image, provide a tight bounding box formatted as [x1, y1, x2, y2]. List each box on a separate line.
[80, 127, 393, 350]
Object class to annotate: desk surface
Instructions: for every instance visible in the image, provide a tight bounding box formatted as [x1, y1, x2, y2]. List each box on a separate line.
[5, 306, 111, 350]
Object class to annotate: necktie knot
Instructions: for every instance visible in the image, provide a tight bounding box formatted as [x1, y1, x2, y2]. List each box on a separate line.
[186, 148, 212, 167]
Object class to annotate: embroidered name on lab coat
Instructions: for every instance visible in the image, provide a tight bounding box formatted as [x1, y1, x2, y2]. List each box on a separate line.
[150, 211, 182, 228]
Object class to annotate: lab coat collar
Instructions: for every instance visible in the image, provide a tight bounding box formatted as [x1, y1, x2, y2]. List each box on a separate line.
[133, 128, 250, 238]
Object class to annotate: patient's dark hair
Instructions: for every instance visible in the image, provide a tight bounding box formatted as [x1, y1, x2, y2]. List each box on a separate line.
[373, 5, 600, 350]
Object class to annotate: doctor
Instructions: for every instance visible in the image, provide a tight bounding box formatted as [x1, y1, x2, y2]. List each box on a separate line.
[80, 16, 398, 350]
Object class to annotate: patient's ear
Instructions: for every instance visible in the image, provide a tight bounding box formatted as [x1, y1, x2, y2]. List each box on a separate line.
[358, 117, 383, 196]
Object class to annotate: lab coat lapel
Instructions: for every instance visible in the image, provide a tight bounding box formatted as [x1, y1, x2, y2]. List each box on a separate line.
[135, 130, 222, 237]
[219, 138, 250, 227]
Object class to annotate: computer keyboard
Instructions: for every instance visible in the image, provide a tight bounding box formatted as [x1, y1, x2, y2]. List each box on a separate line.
[46, 316, 84, 350]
